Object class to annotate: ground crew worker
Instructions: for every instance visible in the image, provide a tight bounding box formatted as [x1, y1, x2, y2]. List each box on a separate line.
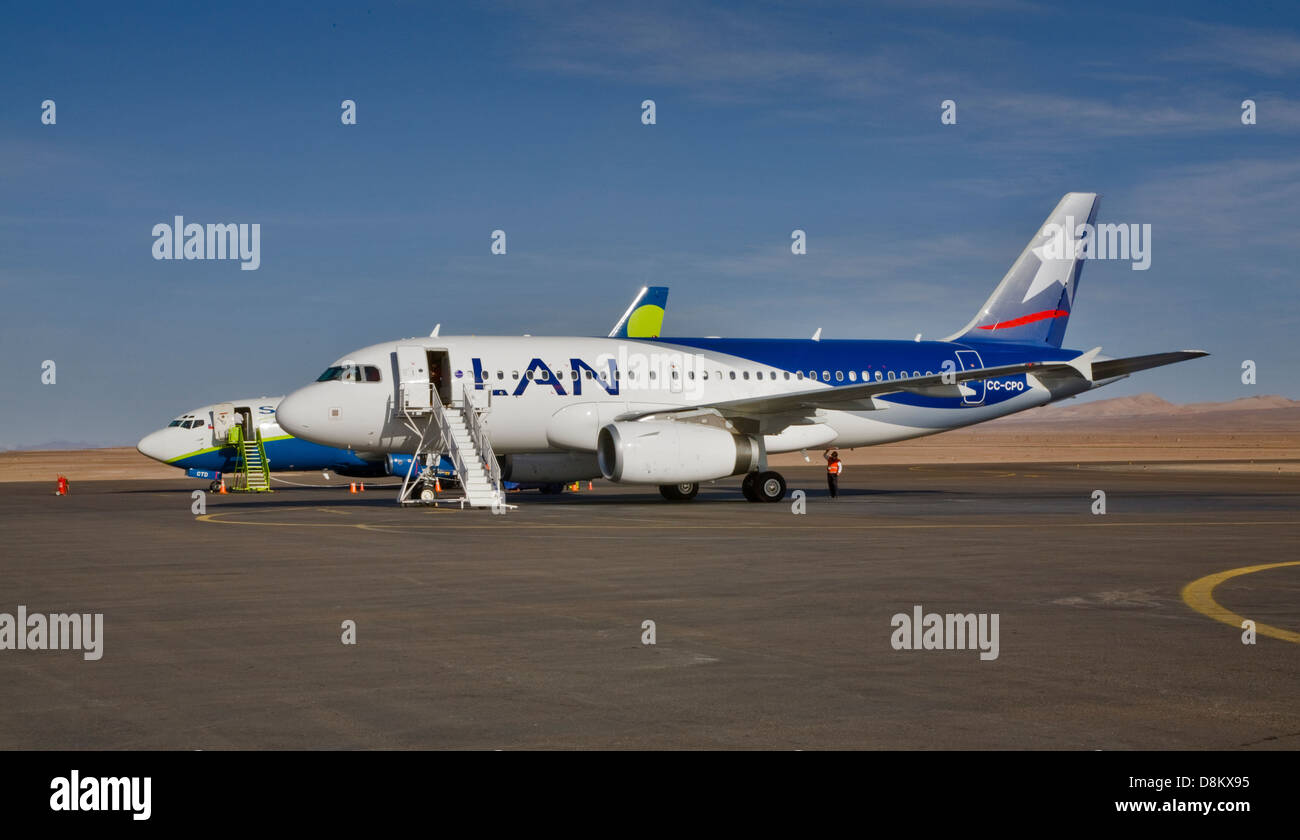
[825, 450, 843, 498]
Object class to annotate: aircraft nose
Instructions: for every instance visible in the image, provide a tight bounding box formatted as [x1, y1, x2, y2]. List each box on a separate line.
[275, 389, 317, 438]
[136, 430, 169, 462]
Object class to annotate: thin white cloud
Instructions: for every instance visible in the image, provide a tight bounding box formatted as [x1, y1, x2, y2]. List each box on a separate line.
[1130, 157, 1300, 249]
[507, 3, 1300, 144]
[513, 4, 912, 103]
[1163, 21, 1300, 76]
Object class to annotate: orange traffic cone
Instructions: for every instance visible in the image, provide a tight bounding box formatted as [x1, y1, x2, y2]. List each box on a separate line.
[359, 483, 365, 492]
[218, 481, 227, 494]
[587, 481, 593, 490]
[434, 478, 442, 492]
[349, 482, 357, 494]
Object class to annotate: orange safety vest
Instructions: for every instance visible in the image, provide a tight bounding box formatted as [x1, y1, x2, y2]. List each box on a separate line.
[827, 459, 842, 475]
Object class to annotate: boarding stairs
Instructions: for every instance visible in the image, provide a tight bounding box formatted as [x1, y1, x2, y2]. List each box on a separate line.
[396, 382, 510, 510]
[230, 426, 272, 492]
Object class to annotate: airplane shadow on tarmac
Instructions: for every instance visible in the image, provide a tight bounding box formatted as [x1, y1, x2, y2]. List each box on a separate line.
[117, 483, 947, 508]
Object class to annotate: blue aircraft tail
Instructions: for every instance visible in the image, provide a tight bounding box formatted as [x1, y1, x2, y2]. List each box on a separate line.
[945, 192, 1099, 348]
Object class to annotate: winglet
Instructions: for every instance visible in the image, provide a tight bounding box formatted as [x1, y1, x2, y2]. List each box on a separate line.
[1066, 346, 1103, 380]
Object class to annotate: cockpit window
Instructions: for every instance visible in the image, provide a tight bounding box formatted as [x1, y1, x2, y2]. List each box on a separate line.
[186, 420, 203, 429]
[317, 364, 382, 383]
[168, 420, 183, 427]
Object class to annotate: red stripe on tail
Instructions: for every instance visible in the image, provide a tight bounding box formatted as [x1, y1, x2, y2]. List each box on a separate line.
[978, 309, 1069, 330]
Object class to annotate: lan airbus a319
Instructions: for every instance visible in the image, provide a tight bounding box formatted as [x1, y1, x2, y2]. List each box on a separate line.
[274, 194, 1206, 506]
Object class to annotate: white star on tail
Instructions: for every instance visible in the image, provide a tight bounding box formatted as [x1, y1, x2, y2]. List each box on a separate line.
[1023, 225, 1081, 303]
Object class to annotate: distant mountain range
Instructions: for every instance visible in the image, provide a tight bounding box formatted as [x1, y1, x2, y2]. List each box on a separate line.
[0, 441, 134, 452]
[1001, 393, 1300, 422]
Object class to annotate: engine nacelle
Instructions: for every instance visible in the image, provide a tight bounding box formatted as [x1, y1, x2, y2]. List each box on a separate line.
[597, 421, 760, 484]
[333, 459, 388, 478]
[498, 452, 601, 483]
[384, 454, 417, 477]
[383, 454, 455, 479]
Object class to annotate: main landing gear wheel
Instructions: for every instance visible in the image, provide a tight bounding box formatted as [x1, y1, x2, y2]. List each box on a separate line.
[756, 471, 787, 503]
[743, 471, 787, 502]
[208, 479, 221, 493]
[659, 482, 700, 501]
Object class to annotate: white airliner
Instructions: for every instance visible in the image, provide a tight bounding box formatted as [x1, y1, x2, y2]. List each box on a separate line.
[135, 397, 446, 490]
[135, 287, 670, 492]
[276, 194, 1206, 506]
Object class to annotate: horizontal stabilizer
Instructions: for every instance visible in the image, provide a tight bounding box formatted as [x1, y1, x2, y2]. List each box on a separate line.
[1091, 350, 1208, 381]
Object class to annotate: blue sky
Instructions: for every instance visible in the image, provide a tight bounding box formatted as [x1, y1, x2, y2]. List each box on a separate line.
[2, 1, 1298, 447]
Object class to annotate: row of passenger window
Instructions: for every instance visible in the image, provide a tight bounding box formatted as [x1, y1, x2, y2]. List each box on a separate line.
[490, 367, 935, 383]
[314, 362, 937, 387]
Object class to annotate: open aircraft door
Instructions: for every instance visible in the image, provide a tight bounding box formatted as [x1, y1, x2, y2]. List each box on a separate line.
[212, 402, 235, 442]
[396, 345, 432, 411]
[954, 350, 986, 405]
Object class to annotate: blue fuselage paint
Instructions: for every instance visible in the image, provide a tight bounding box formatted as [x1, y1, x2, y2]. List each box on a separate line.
[172, 436, 387, 476]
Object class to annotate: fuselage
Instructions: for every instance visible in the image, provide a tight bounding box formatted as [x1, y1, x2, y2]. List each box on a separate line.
[276, 335, 1101, 456]
[136, 397, 413, 477]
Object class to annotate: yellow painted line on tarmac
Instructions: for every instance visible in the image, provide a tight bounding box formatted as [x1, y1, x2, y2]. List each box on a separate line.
[197, 507, 1300, 533]
[1181, 561, 1300, 644]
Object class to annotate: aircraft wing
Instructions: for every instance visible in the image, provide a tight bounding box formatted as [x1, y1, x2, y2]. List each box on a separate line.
[620, 349, 1208, 422]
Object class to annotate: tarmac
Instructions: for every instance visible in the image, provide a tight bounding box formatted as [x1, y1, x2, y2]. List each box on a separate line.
[1, 463, 1297, 749]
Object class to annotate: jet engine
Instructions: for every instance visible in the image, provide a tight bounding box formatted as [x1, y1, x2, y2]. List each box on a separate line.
[597, 421, 760, 484]
[383, 454, 419, 477]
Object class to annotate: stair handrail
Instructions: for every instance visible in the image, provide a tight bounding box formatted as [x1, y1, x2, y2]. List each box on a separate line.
[252, 428, 271, 488]
[459, 398, 503, 504]
[396, 380, 502, 507]
[426, 385, 473, 498]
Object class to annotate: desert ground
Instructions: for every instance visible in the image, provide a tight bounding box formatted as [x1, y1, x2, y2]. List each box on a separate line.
[4, 394, 1295, 482]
